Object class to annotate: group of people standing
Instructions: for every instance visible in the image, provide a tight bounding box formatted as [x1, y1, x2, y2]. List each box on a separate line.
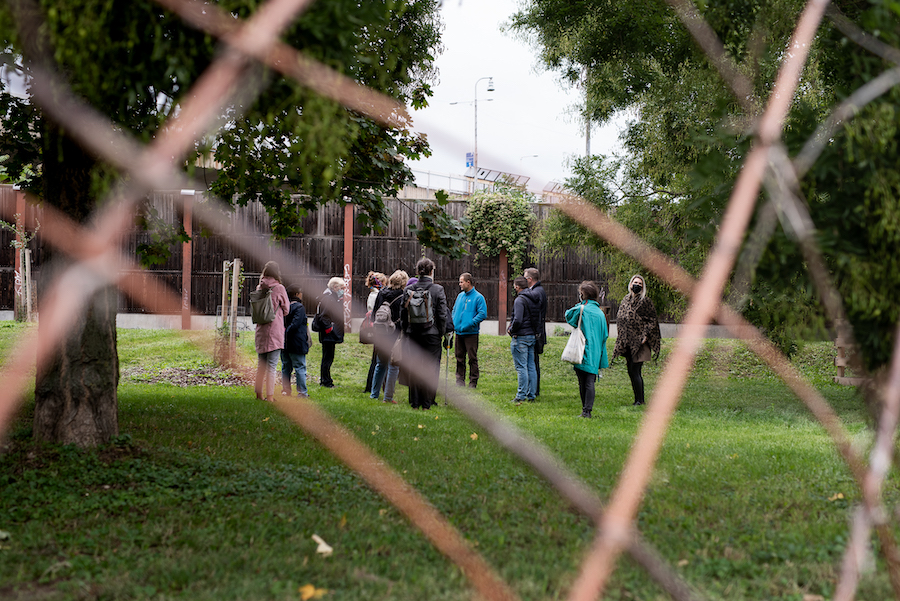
[363, 257, 455, 409]
[252, 260, 312, 402]
[251, 258, 661, 416]
[563, 274, 661, 417]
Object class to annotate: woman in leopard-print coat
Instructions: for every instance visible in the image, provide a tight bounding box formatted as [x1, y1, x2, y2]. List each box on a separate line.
[612, 275, 661, 406]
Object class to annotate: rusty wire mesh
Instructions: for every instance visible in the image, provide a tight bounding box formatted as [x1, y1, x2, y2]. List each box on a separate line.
[2, 0, 900, 599]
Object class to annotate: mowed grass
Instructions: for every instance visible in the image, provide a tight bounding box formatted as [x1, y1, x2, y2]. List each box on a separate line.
[0, 321, 895, 601]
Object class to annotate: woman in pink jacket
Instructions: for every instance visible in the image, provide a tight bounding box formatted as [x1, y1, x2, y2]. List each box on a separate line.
[254, 261, 290, 401]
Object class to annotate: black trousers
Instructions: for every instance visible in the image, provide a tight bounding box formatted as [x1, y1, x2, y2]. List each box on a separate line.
[408, 331, 442, 409]
[454, 334, 479, 387]
[575, 367, 597, 414]
[364, 348, 377, 392]
[320, 342, 336, 386]
[625, 356, 645, 404]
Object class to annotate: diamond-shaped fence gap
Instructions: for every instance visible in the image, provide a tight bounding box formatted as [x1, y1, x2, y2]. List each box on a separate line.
[4, 0, 900, 599]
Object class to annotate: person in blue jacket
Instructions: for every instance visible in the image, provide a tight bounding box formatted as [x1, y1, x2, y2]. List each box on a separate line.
[452, 272, 487, 388]
[565, 280, 609, 418]
[281, 284, 311, 397]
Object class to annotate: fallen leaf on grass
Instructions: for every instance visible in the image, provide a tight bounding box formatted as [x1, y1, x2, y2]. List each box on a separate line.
[311, 534, 333, 557]
[299, 584, 328, 600]
[829, 493, 844, 501]
[470, 433, 478, 440]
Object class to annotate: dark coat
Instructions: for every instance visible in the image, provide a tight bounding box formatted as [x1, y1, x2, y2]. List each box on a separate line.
[400, 277, 453, 336]
[372, 287, 405, 325]
[531, 281, 548, 349]
[316, 288, 345, 344]
[508, 287, 540, 337]
[284, 299, 311, 355]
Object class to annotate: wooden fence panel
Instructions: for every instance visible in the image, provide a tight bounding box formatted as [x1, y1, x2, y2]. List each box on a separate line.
[0, 186, 618, 322]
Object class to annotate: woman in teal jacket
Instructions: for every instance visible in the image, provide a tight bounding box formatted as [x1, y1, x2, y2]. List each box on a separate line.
[565, 280, 609, 418]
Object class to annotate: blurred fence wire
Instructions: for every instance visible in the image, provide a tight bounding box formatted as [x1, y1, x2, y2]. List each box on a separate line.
[2, 0, 900, 599]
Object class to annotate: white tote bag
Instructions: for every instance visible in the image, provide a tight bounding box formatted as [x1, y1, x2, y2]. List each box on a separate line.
[561, 305, 586, 364]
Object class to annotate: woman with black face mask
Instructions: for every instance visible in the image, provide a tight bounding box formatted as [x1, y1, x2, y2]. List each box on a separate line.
[612, 275, 661, 405]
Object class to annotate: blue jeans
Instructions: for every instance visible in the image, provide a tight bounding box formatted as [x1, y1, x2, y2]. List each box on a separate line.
[281, 351, 308, 395]
[256, 349, 280, 398]
[370, 354, 390, 400]
[510, 335, 536, 400]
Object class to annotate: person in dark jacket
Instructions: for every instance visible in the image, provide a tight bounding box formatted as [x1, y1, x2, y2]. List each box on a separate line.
[281, 284, 311, 397]
[524, 267, 548, 397]
[508, 276, 541, 404]
[369, 270, 408, 403]
[400, 258, 452, 409]
[316, 277, 345, 388]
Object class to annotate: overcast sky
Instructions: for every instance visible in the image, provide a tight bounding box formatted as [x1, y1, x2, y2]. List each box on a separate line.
[408, 0, 623, 194]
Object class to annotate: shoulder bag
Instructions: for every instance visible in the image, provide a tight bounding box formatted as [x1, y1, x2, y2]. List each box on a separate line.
[250, 287, 275, 325]
[561, 304, 586, 364]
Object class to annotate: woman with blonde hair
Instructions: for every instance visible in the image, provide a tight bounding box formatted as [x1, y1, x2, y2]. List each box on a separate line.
[254, 261, 290, 402]
[612, 274, 661, 406]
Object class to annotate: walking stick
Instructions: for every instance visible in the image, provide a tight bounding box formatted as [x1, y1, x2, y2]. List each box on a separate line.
[443, 335, 450, 406]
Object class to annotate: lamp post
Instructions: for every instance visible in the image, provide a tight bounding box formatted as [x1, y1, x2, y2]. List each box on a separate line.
[473, 76, 494, 193]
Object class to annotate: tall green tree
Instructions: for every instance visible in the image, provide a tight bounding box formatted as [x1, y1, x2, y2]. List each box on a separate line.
[0, 0, 441, 446]
[513, 0, 900, 367]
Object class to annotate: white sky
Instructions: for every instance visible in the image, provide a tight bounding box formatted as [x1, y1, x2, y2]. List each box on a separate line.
[408, 0, 623, 194]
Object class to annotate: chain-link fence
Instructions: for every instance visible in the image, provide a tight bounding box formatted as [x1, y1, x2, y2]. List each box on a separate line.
[1, 0, 900, 599]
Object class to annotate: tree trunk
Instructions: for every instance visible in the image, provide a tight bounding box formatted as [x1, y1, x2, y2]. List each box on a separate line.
[33, 286, 120, 446]
[33, 121, 119, 447]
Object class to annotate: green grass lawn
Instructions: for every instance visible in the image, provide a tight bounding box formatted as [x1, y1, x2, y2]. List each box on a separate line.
[0, 322, 893, 600]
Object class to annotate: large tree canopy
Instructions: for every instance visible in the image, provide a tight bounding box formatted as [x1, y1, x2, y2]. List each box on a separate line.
[0, 0, 442, 445]
[514, 0, 900, 368]
[0, 0, 441, 233]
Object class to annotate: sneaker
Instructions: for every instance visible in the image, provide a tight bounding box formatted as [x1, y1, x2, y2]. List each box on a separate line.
[579, 412, 592, 418]
[383, 398, 397, 404]
[320, 383, 335, 389]
[511, 398, 524, 405]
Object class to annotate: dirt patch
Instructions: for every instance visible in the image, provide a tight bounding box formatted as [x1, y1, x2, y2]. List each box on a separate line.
[121, 365, 255, 387]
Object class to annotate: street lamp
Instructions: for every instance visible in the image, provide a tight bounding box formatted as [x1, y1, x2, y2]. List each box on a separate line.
[473, 76, 494, 192]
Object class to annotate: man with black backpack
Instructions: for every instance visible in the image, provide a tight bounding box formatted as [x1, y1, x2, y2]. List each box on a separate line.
[400, 257, 453, 409]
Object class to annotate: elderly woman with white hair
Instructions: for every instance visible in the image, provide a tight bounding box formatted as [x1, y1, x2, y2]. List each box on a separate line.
[314, 276, 346, 388]
[612, 274, 661, 406]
